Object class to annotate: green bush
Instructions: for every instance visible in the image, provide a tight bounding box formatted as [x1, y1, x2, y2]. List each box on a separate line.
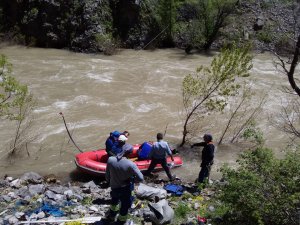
[257, 30, 272, 43]
[174, 202, 192, 223]
[94, 33, 117, 55]
[210, 147, 300, 225]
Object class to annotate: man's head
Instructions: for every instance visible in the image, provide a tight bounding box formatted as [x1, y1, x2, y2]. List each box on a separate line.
[123, 131, 130, 138]
[118, 134, 128, 143]
[157, 133, 164, 140]
[203, 133, 213, 143]
[111, 130, 120, 139]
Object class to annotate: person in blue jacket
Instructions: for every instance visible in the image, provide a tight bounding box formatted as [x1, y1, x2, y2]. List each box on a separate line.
[111, 134, 130, 156]
[191, 133, 215, 183]
[105, 131, 120, 156]
[144, 133, 175, 181]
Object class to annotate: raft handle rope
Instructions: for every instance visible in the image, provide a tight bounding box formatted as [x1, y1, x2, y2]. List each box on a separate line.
[59, 112, 83, 153]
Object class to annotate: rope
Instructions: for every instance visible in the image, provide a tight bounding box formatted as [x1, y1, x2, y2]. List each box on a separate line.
[134, 25, 170, 57]
[59, 112, 83, 153]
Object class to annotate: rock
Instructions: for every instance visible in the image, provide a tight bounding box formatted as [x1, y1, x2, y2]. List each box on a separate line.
[37, 211, 46, 219]
[10, 179, 22, 188]
[16, 187, 30, 198]
[0, 179, 9, 187]
[208, 205, 215, 212]
[7, 192, 17, 199]
[20, 172, 43, 184]
[5, 177, 13, 182]
[48, 186, 67, 195]
[73, 193, 83, 201]
[194, 202, 200, 209]
[82, 181, 99, 193]
[253, 14, 265, 31]
[64, 190, 74, 199]
[29, 184, 45, 196]
[89, 205, 99, 212]
[14, 212, 25, 219]
[8, 216, 18, 224]
[2, 195, 12, 202]
[45, 190, 56, 200]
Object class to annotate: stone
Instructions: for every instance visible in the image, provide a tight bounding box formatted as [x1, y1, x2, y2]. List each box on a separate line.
[64, 189, 73, 199]
[194, 202, 200, 209]
[2, 195, 12, 202]
[14, 212, 25, 219]
[7, 192, 17, 199]
[10, 179, 22, 188]
[89, 205, 99, 212]
[48, 186, 66, 194]
[20, 172, 43, 184]
[208, 205, 215, 212]
[37, 211, 46, 219]
[5, 177, 13, 182]
[29, 184, 45, 196]
[0, 180, 9, 187]
[16, 187, 30, 198]
[8, 216, 18, 224]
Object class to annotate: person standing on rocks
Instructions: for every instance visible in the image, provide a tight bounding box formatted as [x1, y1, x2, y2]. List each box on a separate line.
[105, 143, 144, 225]
[144, 133, 176, 181]
[191, 133, 215, 183]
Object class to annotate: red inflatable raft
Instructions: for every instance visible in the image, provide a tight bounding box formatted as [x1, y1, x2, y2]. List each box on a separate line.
[75, 144, 183, 176]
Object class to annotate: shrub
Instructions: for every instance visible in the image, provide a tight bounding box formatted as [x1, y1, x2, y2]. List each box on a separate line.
[210, 147, 300, 225]
[174, 202, 192, 223]
[94, 33, 118, 55]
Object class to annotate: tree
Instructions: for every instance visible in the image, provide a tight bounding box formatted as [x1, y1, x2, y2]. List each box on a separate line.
[0, 54, 29, 119]
[0, 54, 35, 156]
[180, 45, 252, 146]
[218, 86, 266, 145]
[184, 0, 239, 52]
[156, 0, 180, 46]
[210, 147, 300, 225]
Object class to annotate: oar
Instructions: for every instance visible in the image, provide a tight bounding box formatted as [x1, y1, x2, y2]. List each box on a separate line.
[59, 112, 83, 153]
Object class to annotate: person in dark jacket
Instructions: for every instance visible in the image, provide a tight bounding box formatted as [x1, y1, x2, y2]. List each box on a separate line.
[105, 143, 144, 225]
[191, 133, 215, 183]
[105, 130, 120, 156]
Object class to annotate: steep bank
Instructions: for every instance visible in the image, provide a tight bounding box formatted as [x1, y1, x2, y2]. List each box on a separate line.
[0, 0, 297, 53]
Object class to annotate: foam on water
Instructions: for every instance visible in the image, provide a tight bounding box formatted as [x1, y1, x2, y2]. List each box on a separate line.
[96, 102, 110, 107]
[135, 103, 159, 113]
[38, 125, 66, 142]
[53, 101, 69, 110]
[33, 106, 52, 113]
[86, 71, 113, 82]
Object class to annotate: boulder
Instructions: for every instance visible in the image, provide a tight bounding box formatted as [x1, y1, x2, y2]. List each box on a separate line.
[20, 172, 43, 184]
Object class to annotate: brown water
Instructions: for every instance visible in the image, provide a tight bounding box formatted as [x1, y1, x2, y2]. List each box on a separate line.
[0, 46, 295, 182]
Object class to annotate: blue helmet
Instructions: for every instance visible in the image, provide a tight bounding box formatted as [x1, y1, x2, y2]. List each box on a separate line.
[112, 130, 120, 138]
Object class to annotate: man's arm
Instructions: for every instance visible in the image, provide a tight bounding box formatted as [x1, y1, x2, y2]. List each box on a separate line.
[191, 142, 206, 148]
[165, 142, 174, 161]
[131, 163, 144, 182]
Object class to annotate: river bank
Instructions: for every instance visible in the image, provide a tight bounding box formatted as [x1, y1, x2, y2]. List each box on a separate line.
[0, 172, 218, 225]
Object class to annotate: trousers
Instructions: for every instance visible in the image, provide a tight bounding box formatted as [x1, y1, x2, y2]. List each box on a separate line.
[145, 158, 173, 180]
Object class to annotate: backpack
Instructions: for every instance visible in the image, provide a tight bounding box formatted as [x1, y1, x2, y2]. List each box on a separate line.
[138, 142, 152, 159]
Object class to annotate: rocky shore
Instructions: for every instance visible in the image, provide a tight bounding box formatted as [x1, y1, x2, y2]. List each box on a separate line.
[0, 172, 218, 225]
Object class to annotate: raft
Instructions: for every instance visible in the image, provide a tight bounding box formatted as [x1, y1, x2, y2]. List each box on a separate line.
[75, 144, 183, 176]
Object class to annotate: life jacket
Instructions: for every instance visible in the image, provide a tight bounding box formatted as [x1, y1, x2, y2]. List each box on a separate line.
[138, 142, 152, 159]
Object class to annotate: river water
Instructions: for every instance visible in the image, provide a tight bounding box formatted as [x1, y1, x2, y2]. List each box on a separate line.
[0, 46, 295, 182]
